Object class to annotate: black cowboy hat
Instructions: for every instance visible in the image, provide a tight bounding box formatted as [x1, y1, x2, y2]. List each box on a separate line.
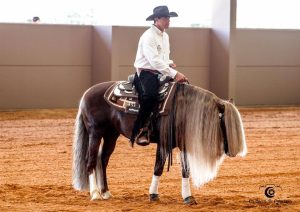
[146, 6, 178, 21]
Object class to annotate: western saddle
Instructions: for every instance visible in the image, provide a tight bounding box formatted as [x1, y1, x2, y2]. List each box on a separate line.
[104, 74, 176, 116]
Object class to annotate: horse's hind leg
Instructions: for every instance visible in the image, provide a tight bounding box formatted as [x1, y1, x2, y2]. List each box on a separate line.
[180, 151, 197, 205]
[149, 144, 167, 201]
[96, 129, 119, 200]
[87, 131, 103, 200]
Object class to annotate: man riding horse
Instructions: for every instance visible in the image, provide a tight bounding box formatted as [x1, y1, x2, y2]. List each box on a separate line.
[131, 6, 188, 146]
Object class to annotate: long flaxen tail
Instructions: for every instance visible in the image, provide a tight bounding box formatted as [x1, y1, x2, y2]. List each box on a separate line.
[72, 103, 90, 191]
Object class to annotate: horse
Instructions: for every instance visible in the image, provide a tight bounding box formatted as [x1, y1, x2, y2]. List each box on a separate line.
[72, 81, 247, 204]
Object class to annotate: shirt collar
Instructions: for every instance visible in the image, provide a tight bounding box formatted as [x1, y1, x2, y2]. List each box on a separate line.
[151, 25, 164, 36]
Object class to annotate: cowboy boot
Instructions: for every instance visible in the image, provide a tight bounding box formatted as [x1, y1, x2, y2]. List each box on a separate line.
[135, 127, 150, 146]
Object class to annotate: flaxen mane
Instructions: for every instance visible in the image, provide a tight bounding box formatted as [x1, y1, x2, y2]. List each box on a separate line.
[160, 84, 247, 188]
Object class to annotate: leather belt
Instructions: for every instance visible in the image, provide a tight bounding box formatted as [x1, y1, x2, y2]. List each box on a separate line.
[138, 68, 160, 74]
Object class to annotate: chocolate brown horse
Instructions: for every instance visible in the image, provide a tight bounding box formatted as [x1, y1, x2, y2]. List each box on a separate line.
[72, 81, 247, 204]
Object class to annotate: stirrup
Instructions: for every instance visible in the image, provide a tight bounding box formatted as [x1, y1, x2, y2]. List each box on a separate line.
[135, 130, 150, 146]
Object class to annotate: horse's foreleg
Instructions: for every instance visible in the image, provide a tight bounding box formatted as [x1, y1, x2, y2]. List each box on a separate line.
[149, 144, 167, 201]
[180, 151, 197, 205]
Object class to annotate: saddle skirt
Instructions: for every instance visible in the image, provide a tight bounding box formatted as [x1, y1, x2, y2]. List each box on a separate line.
[104, 80, 177, 116]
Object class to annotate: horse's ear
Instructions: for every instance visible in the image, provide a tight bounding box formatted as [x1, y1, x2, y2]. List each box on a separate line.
[216, 102, 225, 113]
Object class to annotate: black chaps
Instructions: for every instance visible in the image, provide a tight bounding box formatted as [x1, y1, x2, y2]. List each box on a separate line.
[130, 70, 160, 142]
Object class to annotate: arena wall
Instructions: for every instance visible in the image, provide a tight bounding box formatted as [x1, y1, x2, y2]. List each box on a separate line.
[0, 23, 92, 109]
[0, 23, 299, 109]
[235, 29, 300, 105]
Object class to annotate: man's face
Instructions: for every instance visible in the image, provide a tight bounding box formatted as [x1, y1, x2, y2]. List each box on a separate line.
[155, 16, 170, 30]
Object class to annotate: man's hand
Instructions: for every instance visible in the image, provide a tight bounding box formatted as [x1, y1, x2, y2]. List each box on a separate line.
[169, 63, 177, 68]
[174, 72, 188, 83]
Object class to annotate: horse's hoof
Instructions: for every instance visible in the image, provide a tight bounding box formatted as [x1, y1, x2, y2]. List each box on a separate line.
[149, 193, 159, 202]
[90, 189, 102, 201]
[101, 191, 112, 200]
[183, 196, 197, 205]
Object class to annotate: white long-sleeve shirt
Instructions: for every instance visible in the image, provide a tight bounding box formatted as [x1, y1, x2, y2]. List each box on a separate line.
[134, 25, 177, 78]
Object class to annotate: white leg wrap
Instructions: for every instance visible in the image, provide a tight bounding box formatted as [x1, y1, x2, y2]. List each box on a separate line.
[149, 175, 160, 194]
[181, 177, 192, 199]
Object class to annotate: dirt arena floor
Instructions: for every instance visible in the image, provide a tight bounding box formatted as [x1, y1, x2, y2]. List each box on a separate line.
[0, 107, 299, 211]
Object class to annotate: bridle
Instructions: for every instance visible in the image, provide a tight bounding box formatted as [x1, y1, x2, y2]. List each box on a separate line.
[217, 103, 229, 155]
